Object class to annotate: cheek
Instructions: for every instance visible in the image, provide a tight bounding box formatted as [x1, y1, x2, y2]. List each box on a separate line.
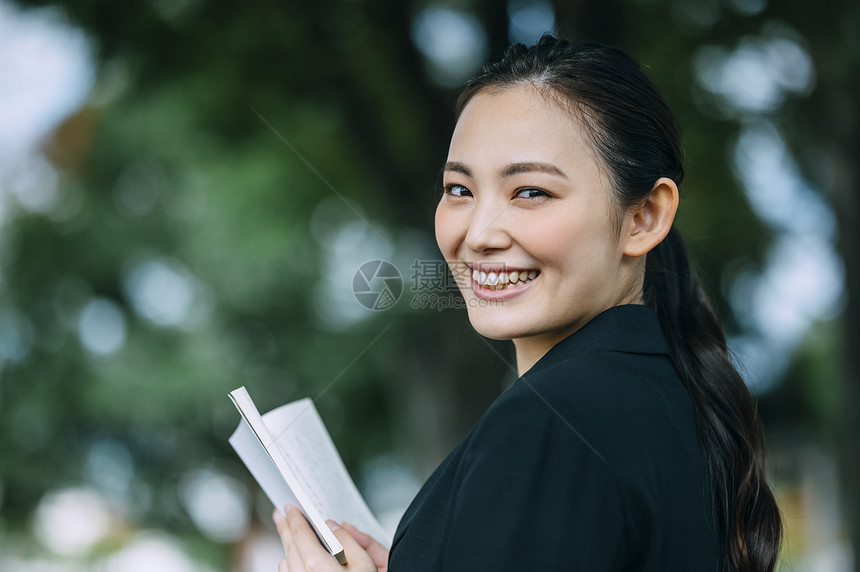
[524, 213, 608, 267]
[522, 215, 585, 259]
[434, 202, 463, 258]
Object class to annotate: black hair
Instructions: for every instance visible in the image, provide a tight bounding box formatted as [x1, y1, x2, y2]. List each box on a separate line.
[455, 36, 782, 571]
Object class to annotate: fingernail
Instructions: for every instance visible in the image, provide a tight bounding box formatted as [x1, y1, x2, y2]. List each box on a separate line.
[273, 509, 283, 524]
[285, 503, 297, 515]
[326, 519, 342, 531]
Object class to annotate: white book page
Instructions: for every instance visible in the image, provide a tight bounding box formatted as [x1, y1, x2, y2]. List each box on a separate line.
[228, 388, 390, 550]
[229, 418, 300, 512]
[261, 399, 390, 547]
[228, 388, 344, 562]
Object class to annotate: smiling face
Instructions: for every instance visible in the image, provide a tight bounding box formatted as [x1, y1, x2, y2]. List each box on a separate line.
[435, 84, 645, 371]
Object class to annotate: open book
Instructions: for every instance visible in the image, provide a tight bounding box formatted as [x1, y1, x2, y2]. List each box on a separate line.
[228, 386, 389, 564]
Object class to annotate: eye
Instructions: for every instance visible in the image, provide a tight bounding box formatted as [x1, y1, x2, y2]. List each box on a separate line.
[514, 188, 550, 199]
[443, 184, 472, 197]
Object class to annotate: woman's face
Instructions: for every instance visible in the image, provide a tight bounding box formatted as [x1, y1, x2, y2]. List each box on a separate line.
[435, 84, 642, 352]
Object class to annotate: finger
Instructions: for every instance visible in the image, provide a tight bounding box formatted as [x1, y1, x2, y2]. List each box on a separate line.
[340, 522, 376, 550]
[273, 508, 293, 556]
[281, 511, 306, 571]
[286, 505, 332, 570]
[328, 520, 378, 570]
[341, 522, 389, 568]
[286, 538, 305, 572]
[278, 557, 289, 572]
[274, 509, 305, 570]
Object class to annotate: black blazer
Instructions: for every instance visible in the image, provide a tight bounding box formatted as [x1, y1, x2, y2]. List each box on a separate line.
[388, 305, 719, 571]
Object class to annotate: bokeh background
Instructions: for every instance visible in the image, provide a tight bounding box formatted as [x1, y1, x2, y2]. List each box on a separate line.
[0, 0, 857, 570]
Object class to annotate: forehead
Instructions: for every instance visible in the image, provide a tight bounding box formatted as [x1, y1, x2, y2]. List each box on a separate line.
[448, 84, 597, 172]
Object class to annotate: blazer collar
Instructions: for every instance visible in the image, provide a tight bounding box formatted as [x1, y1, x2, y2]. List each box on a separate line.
[529, 304, 669, 372]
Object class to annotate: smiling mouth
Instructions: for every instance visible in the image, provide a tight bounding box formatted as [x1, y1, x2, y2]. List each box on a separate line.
[471, 268, 540, 291]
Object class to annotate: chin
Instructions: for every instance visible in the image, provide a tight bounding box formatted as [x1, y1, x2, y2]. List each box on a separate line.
[465, 305, 531, 341]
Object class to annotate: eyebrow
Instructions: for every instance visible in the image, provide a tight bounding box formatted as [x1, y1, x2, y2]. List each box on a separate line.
[444, 161, 472, 177]
[444, 161, 568, 180]
[502, 161, 568, 180]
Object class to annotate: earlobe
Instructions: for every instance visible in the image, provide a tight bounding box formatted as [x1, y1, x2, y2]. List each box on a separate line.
[622, 177, 679, 258]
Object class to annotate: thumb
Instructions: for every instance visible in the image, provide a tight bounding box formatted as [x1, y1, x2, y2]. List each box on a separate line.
[341, 522, 389, 570]
[326, 520, 378, 570]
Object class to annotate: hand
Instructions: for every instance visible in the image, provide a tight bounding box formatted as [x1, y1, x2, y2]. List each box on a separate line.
[340, 522, 389, 572]
[273, 506, 389, 572]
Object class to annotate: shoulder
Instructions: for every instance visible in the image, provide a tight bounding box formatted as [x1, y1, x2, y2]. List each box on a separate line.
[468, 339, 697, 481]
[506, 304, 688, 431]
[526, 347, 686, 426]
[458, 353, 641, 486]
[441, 355, 640, 569]
[491, 343, 682, 424]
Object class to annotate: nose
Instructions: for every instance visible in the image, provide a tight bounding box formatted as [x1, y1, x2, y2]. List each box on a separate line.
[464, 198, 512, 254]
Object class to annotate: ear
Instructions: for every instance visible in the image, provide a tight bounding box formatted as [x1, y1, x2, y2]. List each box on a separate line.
[621, 177, 679, 258]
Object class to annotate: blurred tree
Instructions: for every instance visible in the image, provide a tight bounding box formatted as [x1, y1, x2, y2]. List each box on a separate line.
[770, 0, 860, 562]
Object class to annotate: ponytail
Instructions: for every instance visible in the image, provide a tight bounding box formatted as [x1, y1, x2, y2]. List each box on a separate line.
[645, 227, 782, 571]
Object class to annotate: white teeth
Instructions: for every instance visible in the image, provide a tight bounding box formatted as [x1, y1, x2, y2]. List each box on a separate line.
[472, 268, 540, 288]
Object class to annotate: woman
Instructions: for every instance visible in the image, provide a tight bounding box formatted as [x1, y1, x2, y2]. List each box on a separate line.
[274, 36, 783, 571]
